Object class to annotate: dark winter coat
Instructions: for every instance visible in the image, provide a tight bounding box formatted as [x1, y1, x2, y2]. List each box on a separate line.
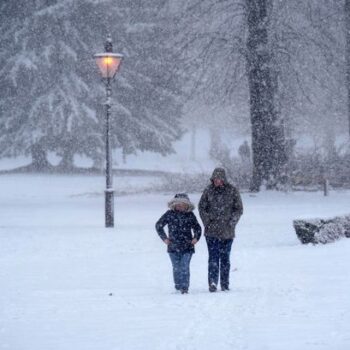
[199, 168, 243, 240]
[155, 210, 202, 253]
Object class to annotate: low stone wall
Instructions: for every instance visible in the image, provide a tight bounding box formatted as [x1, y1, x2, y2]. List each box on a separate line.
[293, 215, 350, 244]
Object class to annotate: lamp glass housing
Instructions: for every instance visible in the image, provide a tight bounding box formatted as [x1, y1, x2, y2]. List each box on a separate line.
[94, 53, 123, 79]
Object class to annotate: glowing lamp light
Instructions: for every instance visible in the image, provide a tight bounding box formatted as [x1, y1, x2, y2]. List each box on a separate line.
[94, 53, 123, 79]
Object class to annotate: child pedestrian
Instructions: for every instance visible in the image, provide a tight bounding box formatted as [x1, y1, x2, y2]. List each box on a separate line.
[155, 193, 202, 294]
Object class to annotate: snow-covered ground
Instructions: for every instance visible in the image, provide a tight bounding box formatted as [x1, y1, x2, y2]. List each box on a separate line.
[1, 174, 350, 350]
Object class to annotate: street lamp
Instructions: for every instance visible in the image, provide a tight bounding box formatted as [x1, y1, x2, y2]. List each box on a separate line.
[94, 35, 123, 228]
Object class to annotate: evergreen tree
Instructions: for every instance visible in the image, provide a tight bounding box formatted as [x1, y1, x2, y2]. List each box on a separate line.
[105, 0, 183, 157]
[0, 1, 53, 169]
[0, 0, 102, 170]
[0, 0, 183, 171]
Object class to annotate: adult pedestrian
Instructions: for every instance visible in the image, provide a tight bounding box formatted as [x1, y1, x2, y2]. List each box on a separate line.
[199, 168, 243, 292]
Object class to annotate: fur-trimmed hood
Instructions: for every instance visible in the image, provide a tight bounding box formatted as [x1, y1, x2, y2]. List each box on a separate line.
[168, 193, 195, 211]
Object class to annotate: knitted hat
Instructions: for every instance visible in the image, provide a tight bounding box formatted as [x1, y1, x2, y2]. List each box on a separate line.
[168, 193, 195, 211]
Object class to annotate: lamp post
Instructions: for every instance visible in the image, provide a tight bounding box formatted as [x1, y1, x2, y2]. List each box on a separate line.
[94, 35, 123, 228]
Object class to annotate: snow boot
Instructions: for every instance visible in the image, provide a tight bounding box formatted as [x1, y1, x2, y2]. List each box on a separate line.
[209, 283, 217, 293]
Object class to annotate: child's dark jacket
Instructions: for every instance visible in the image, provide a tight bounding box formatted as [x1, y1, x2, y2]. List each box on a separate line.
[156, 210, 202, 253]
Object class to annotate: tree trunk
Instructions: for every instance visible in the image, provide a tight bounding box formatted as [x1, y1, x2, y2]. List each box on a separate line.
[58, 148, 75, 171]
[246, 0, 286, 191]
[345, 0, 350, 137]
[209, 127, 221, 160]
[30, 144, 51, 171]
[190, 124, 196, 161]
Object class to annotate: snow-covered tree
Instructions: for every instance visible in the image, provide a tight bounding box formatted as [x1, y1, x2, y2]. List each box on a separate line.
[169, 0, 348, 191]
[271, 0, 346, 143]
[172, 0, 286, 190]
[0, 0, 105, 170]
[105, 0, 183, 157]
[0, 0, 183, 171]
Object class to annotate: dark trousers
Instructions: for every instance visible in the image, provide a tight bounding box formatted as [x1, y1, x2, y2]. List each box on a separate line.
[168, 252, 193, 290]
[206, 236, 233, 288]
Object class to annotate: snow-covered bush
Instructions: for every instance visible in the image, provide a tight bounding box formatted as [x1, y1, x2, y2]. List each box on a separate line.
[294, 215, 350, 244]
